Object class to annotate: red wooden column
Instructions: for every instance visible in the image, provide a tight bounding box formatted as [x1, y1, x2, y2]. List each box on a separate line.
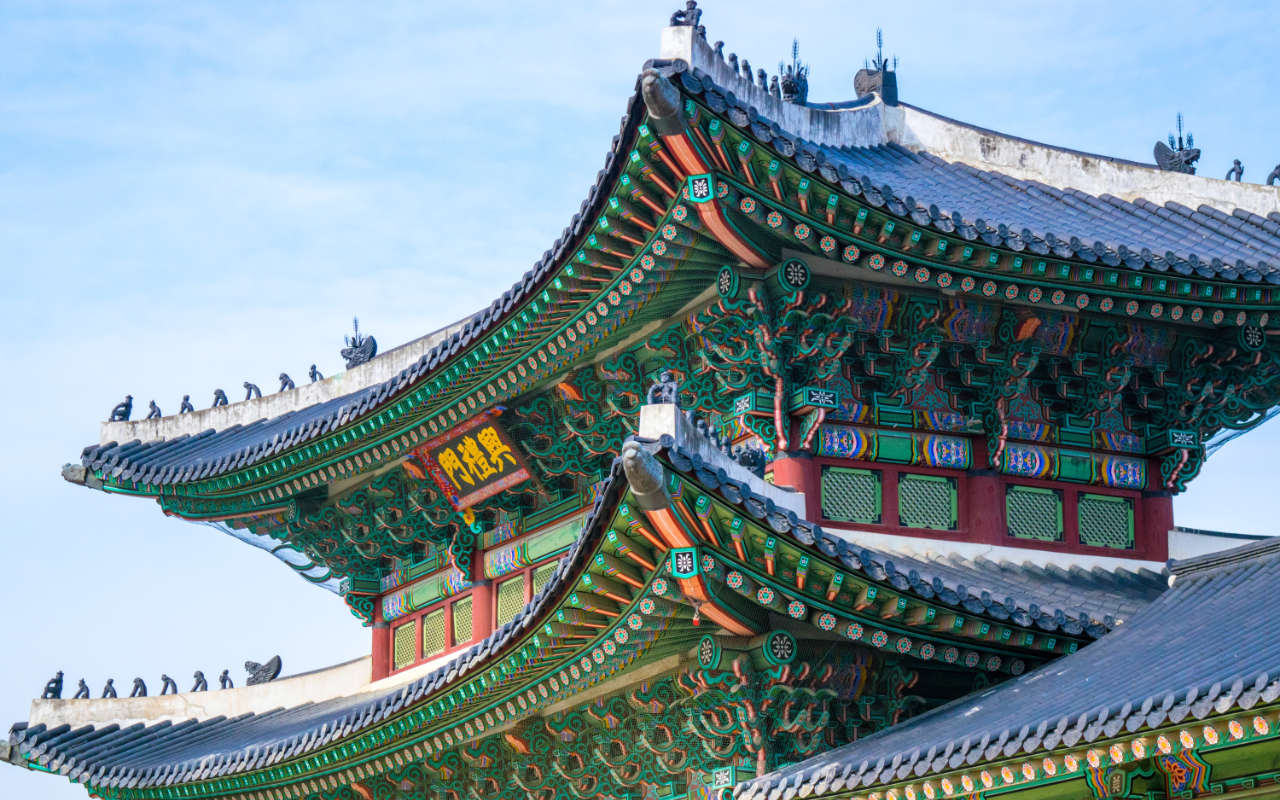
[370, 617, 390, 681]
[1141, 491, 1174, 561]
[470, 543, 494, 643]
[771, 452, 821, 521]
[966, 471, 1005, 546]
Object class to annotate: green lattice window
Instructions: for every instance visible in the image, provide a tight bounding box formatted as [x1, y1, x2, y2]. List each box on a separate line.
[820, 467, 882, 524]
[1078, 494, 1135, 549]
[531, 562, 557, 599]
[496, 575, 527, 628]
[897, 474, 957, 530]
[421, 609, 446, 659]
[392, 620, 418, 671]
[1006, 485, 1063, 542]
[452, 595, 473, 646]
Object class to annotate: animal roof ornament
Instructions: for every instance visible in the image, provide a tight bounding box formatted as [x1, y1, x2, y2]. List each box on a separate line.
[341, 317, 377, 369]
[1154, 112, 1200, 174]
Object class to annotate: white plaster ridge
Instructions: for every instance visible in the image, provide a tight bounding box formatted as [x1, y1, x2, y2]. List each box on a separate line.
[887, 103, 1280, 218]
[98, 317, 474, 447]
[26, 647, 470, 730]
[662, 24, 1280, 218]
[660, 25, 888, 149]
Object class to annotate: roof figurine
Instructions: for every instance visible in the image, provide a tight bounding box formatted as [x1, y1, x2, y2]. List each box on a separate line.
[243, 381, 261, 401]
[179, 394, 194, 413]
[99, 678, 115, 699]
[278, 373, 295, 392]
[108, 396, 131, 422]
[128, 678, 146, 698]
[191, 671, 207, 692]
[145, 400, 161, 419]
[244, 655, 281, 686]
[218, 670, 233, 689]
[211, 388, 227, 407]
[668, 0, 704, 38]
[40, 672, 62, 700]
[1269, 163, 1280, 185]
[72, 680, 89, 700]
[1226, 158, 1244, 181]
[340, 317, 377, 368]
[308, 364, 323, 382]
[1154, 111, 1200, 173]
[159, 675, 178, 695]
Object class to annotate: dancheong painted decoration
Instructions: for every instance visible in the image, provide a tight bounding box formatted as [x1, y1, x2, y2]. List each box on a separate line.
[11, 5, 1280, 800]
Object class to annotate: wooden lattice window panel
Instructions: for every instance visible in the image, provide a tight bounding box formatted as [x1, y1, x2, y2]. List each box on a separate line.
[1006, 485, 1063, 542]
[392, 620, 418, 671]
[452, 596, 473, 646]
[531, 563, 557, 600]
[421, 609, 446, 659]
[820, 467, 882, 524]
[1078, 494, 1134, 549]
[897, 474, 957, 530]
[495, 575, 527, 628]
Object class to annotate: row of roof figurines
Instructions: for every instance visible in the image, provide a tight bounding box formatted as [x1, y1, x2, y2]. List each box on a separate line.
[104, 318, 377, 422]
[37, 657, 282, 701]
[669, 1, 1276, 181]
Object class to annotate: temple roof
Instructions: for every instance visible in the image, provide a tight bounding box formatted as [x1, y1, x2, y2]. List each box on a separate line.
[732, 536, 1280, 800]
[70, 44, 1280, 501]
[10, 438, 1166, 792]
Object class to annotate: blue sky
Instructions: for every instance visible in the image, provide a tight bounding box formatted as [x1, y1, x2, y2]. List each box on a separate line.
[2, 1, 1279, 797]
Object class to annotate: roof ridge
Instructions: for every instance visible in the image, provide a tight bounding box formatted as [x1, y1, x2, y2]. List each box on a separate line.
[1169, 535, 1280, 578]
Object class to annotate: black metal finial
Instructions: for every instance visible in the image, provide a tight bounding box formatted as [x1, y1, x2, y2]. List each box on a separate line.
[779, 39, 810, 104]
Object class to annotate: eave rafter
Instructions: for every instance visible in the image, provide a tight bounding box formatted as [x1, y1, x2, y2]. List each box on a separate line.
[63, 445, 1125, 800]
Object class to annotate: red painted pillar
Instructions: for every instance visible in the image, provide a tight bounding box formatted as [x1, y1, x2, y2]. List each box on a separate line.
[967, 472, 1005, 546]
[470, 544, 494, 643]
[371, 621, 390, 681]
[1141, 491, 1174, 561]
[771, 452, 820, 521]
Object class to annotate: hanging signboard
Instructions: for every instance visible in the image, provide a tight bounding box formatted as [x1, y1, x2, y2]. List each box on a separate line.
[411, 411, 531, 510]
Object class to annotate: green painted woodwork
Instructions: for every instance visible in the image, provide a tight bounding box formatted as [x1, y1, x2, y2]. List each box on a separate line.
[820, 466, 882, 524]
[1006, 485, 1064, 542]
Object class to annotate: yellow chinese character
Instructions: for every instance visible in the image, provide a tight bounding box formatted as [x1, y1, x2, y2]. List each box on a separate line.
[436, 447, 473, 489]
[457, 435, 496, 482]
[477, 426, 518, 470]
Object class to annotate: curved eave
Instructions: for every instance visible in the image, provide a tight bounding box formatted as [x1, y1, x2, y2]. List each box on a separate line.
[734, 538, 1280, 800]
[74, 62, 737, 505]
[11, 440, 1164, 799]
